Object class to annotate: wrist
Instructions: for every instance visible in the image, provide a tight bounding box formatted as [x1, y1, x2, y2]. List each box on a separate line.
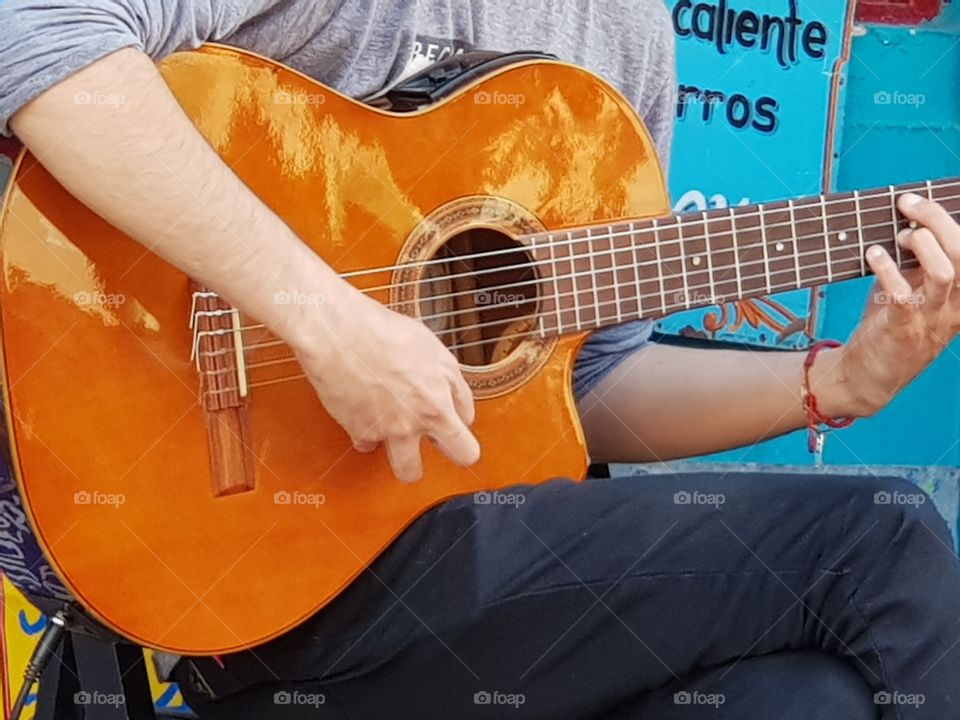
[807, 346, 877, 419]
[276, 269, 360, 363]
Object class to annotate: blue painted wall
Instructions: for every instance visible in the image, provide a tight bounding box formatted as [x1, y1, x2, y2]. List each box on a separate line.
[622, 5, 960, 540]
[822, 5, 960, 467]
[679, 6, 960, 469]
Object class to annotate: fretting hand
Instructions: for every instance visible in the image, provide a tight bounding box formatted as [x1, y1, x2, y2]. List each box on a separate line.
[825, 193, 960, 417]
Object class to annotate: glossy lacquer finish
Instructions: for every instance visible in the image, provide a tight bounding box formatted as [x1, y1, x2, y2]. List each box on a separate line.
[0, 46, 669, 654]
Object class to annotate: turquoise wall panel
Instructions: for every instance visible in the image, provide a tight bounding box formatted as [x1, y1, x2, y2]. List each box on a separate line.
[822, 6, 960, 466]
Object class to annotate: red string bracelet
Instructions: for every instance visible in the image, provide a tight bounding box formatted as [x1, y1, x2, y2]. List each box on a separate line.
[801, 340, 855, 453]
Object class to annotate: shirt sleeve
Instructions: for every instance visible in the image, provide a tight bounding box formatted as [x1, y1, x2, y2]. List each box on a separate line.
[638, 4, 677, 181]
[0, 0, 284, 136]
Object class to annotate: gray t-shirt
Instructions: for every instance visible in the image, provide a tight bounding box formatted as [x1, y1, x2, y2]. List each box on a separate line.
[0, 0, 676, 398]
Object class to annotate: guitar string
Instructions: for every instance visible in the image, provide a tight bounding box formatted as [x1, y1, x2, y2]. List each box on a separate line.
[206, 253, 922, 395]
[215, 249, 905, 393]
[328, 179, 960, 282]
[382, 230, 902, 323]
[196, 209, 927, 351]
[196, 192, 953, 393]
[200, 223, 917, 367]
[275, 196, 956, 308]
[291, 238, 894, 332]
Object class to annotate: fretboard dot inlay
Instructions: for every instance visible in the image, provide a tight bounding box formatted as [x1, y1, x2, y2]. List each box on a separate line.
[838, 231, 848, 242]
[692, 256, 702, 266]
[775, 242, 785, 252]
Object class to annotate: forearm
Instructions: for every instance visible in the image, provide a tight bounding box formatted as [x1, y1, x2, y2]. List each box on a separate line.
[10, 48, 349, 354]
[581, 342, 867, 463]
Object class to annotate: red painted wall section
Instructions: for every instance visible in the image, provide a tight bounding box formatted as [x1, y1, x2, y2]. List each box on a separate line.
[857, 0, 942, 24]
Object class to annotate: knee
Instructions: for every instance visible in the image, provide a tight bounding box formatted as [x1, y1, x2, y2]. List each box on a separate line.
[825, 473, 954, 558]
[632, 652, 878, 720]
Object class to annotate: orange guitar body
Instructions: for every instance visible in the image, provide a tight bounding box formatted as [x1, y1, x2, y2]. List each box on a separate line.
[0, 46, 668, 654]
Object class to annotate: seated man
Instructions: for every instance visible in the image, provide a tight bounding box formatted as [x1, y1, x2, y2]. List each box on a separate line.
[1, 1, 959, 718]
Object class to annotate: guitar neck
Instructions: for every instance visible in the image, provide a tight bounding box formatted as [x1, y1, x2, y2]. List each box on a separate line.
[527, 177, 960, 337]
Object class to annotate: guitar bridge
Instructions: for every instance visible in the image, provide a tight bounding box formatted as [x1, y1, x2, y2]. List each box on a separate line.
[190, 287, 256, 497]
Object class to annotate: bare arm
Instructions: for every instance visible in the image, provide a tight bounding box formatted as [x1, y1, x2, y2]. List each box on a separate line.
[583, 191, 960, 464]
[14, 49, 346, 353]
[11, 48, 478, 481]
[580, 343, 856, 462]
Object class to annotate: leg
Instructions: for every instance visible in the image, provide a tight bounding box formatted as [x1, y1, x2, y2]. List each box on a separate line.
[615, 651, 878, 719]
[179, 472, 960, 719]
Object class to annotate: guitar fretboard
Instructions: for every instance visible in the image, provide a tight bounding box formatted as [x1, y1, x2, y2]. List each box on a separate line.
[525, 178, 958, 336]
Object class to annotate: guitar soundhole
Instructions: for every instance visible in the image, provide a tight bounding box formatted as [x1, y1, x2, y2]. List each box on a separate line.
[420, 229, 540, 367]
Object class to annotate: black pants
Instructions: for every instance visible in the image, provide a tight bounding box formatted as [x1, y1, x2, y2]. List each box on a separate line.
[177, 472, 960, 719]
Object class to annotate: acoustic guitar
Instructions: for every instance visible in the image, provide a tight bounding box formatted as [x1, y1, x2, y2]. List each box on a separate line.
[0, 46, 948, 655]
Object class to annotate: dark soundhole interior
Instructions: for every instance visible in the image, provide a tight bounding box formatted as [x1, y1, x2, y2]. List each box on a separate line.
[420, 229, 540, 366]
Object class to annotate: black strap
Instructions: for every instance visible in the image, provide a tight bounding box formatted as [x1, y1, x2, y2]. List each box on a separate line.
[364, 50, 558, 112]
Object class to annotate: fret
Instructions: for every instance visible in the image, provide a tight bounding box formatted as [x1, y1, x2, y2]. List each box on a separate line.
[591, 225, 620, 328]
[764, 202, 799, 290]
[788, 199, 801, 290]
[888, 186, 903, 269]
[568, 231, 582, 330]
[824, 195, 863, 283]
[607, 228, 623, 324]
[586, 228, 601, 326]
[682, 213, 711, 306]
[547, 233, 564, 334]
[702, 211, 737, 304]
[676, 216, 691, 308]
[930, 181, 960, 226]
[820, 195, 833, 283]
[792, 197, 829, 287]
[758, 204, 773, 294]
[629, 222, 643, 319]
[853, 190, 866, 276]
[702, 211, 717, 302]
[926, 179, 934, 201]
[653, 218, 667, 314]
[558, 230, 579, 334]
[529, 233, 546, 337]
[727, 206, 765, 299]
[729, 207, 743, 298]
